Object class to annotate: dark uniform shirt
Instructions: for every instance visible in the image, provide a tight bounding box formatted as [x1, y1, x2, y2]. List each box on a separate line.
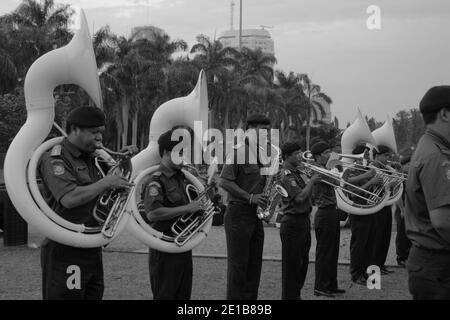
[220, 143, 267, 205]
[143, 163, 190, 235]
[405, 129, 450, 252]
[38, 138, 102, 226]
[279, 162, 312, 215]
[312, 164, 337, 208]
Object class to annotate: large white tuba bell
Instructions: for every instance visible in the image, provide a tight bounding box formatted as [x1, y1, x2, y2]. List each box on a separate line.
[4, 10, 129, 247]
[372, 115, 398, 154]
[372, 114, 403, 205]
[126, 70, 212, 253]
[335, 109, 389, 215]
[341, 109, 377, 158]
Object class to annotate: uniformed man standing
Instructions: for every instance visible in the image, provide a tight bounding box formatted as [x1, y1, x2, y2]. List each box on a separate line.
[310, 141, 345, 297]
[39, 106, 133, 300]
[371, 145, 395, 275]
[405, 86, 450, 300]
[143, 129, 202, 300]
[279, 141, 320, 300]
[342, 145, 384, 285]
[219, 114, 270, 300]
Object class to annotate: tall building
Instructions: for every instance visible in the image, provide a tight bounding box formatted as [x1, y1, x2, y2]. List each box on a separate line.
[130, 25, 164, 41]
[218, 28, 275, 55]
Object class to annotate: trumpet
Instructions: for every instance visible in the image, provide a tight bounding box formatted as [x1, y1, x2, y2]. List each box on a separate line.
[93, 144, 135, 239]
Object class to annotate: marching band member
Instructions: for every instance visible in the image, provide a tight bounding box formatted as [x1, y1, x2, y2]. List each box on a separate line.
[142, 129, 202, 300]
[219, 114, 270, 300]
[279, 141, 320, 300]
[371, 145, 395, 275]
[342, 145, 384, 286]
[405, 86, 450, 299]
[39, 107, 133, 300]
[310, 141, 345, 297]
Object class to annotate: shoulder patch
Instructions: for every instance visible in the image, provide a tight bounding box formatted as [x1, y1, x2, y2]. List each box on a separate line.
[290, 178, 298, 187]
[147, 181, 161, 197]
[51, 160, 65, 176]
[283, 169, 291, 175]
[50, 145, 62, 157]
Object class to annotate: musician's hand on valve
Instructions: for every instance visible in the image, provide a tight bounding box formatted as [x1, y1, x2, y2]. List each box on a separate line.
[369, 176, 384, 186]
[364, 168, 377, 179]
[310, 174, 321, 184]
[101, 174, 133, 190]
[119, 145, 139, 155]
[252, 194, 268, 207]
[186, 200, 202, 213]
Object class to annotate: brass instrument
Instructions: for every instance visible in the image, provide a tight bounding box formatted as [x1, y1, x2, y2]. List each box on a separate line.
[301, 152, 388, 206]
[256, 145, 288, 222]
[170, 160, 218, 247]
[93, 144, 135, 239]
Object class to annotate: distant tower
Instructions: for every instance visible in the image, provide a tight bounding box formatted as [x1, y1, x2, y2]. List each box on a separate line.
[230, 1, 235, 30]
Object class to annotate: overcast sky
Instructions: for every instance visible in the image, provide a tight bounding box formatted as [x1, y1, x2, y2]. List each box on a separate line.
[2, 0, 450, 127]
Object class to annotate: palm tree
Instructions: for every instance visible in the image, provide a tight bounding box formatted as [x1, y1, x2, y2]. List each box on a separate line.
[0, 0, 74, 79]
[274, 70, 307, 142]
[0, 30, 18, 93]
[299, 73, 332, 149]
[239, 47, 277, 86]
[191, 35, 241, 130]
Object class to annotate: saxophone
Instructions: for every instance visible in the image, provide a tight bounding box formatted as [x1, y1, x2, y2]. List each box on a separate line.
[256, 146, 288, 222]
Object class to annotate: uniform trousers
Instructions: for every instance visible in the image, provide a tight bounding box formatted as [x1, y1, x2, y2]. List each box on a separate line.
[349, 214, 376, 281]
[394, 207, 411, 262]
[372, 206, 392, 267]
[41, 239, 104, 300]
[280, 214, 311, 300]
[407, 245, 450, 300]
[314, 206, 340, 291]
[224, 203, 264, 300]
[149, 249, 193, 300]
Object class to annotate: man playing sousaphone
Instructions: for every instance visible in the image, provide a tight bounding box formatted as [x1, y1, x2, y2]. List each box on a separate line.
[342, 144, 384, 285]
[371, 145, 396, 275]
[39, 107, 135, 300]
[142, 129, 202, 300]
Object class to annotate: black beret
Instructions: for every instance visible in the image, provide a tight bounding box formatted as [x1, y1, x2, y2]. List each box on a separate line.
[281, 141, 301, 157]
[374, 145, 391, 156]
[66, 106, 105, 128]
[157, 129, 182, 152]
[352, 144, 370, 155]
[419, 85, 450, 114]
[246, 114, 271, 126]
[310, 141, 330, 156]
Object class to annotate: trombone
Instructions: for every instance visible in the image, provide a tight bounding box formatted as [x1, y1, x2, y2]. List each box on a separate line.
[299, 152, 388, 205]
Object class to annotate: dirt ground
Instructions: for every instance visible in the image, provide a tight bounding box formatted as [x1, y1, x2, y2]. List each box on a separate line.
[0, 224, 411, 300]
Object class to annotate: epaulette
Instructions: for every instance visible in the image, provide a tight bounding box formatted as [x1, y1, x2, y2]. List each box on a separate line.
[50, 144, 62, 157]
[152, 171, 162, 177]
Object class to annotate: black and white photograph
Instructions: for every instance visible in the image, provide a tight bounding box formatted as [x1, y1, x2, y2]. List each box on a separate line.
[1, 0, 450, 305]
